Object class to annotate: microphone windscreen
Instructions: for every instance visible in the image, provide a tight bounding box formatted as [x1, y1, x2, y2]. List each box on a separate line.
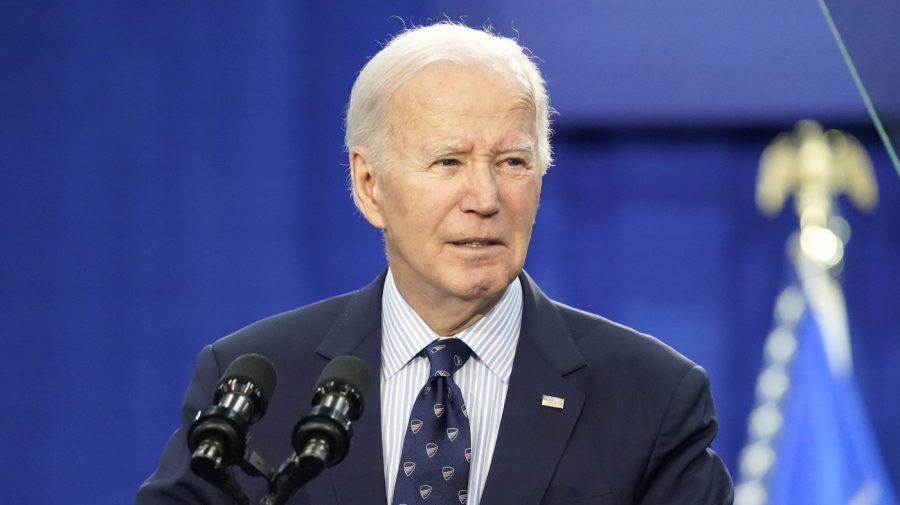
[221, 353, 278, 404]
[316, 355, 371, 401]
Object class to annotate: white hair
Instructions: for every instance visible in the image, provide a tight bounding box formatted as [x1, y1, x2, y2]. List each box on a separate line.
[345, 22, 553, 179]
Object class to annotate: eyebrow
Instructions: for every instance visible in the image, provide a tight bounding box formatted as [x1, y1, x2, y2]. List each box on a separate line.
[425, 144, 468, 159]
[496, 142, 535, 155]
[424, 141, 535, 159]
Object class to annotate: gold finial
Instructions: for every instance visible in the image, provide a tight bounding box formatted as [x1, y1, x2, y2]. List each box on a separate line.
[756, 120, 878, 266]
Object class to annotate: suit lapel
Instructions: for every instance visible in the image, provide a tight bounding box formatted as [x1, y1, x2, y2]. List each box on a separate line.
[479, 272, 588, 505]
[315, 271, 389, 505]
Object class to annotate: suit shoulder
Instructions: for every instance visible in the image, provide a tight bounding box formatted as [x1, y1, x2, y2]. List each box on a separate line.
[554, 302, 698, 379]
[209, 291, 355, 360]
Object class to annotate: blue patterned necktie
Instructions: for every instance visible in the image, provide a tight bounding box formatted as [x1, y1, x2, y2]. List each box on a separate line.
[393, 338, 472, 505]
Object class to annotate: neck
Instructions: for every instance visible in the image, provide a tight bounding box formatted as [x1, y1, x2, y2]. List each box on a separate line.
[391, 277, 505, 337]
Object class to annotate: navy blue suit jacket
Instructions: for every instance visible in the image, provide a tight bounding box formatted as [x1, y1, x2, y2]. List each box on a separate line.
[137, 270, 733, 504]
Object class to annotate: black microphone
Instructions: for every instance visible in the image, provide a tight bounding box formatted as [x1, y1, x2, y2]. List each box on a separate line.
[187, 353, 278, 484]
[261, 356, 371, 505]
[292, 355, 371, 469]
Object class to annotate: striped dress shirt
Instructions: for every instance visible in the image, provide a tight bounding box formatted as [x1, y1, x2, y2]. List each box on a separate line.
[380, 269, 522, 505]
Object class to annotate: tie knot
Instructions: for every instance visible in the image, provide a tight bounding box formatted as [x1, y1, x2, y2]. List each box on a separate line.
[424, 338, 471, 377]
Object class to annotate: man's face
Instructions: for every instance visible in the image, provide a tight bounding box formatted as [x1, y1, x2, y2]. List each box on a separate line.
[354, 62, 543, 309]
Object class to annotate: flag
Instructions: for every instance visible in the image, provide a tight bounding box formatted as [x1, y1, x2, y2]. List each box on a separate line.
[735, 247, 898, 505]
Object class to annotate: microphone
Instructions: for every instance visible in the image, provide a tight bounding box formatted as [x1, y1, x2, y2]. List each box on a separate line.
[292, 355, 371, 469]
[187, 353, 278, 483]
[261, 356, 371, 505]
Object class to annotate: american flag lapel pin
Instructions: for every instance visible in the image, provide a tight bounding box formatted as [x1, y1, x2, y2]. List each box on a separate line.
[541, 394, 565, 410]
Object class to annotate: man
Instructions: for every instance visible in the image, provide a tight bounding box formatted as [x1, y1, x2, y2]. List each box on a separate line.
[138, 23, 733, 504]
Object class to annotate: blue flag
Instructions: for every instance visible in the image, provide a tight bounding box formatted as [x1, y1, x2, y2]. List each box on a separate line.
[736, 256, 897, 505]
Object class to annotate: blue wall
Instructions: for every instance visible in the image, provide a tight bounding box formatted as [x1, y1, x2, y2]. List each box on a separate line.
[1, 2, 897, 503]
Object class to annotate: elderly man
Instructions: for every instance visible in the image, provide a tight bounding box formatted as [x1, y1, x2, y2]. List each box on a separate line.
[138, 23, 733, 505]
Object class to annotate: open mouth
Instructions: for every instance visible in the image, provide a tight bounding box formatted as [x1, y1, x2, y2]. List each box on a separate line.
[450, 239, 501, 248]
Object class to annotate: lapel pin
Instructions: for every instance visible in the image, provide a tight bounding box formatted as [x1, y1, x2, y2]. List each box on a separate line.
[541, 394, 565, 410]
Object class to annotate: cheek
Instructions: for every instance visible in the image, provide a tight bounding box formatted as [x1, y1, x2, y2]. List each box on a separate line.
[377, 175, 416, 217]
[381, 184, 448, 239]
[504, 180, 542, 225]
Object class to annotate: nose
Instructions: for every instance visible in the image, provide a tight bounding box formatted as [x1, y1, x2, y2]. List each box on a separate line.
[460, 163, 501, 216]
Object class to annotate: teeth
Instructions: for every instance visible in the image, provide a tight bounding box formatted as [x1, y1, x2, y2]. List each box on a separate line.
[459, 241, 489, 247]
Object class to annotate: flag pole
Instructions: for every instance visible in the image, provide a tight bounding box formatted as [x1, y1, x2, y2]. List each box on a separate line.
[735, 120, 886, 505]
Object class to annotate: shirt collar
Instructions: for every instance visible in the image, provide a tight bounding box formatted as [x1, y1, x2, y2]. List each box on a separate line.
[380, 268, 522, 383]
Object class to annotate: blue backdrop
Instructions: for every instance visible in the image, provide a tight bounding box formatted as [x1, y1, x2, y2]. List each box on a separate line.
[2, 2, 898, 504]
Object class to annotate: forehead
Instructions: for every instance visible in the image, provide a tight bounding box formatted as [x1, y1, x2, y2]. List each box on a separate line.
[386, 62, 537, 147]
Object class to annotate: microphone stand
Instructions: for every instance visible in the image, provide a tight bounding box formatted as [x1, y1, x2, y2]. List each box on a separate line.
[206, 440, 330, 505]
[258, 440, 328, 505]
[189, 439, 254, 505]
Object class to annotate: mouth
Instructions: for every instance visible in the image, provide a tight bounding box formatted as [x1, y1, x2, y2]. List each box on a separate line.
[449, 239, 503, 248]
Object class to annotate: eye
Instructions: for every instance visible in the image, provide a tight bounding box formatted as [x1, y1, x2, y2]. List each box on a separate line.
[436, 158, 460, 167]
[501, 157, 529, 169]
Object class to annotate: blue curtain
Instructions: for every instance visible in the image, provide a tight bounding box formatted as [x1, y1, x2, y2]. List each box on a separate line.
[2, 3, 898, 504]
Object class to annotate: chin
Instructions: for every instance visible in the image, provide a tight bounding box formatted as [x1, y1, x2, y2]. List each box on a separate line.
[445, 267, 517, 301]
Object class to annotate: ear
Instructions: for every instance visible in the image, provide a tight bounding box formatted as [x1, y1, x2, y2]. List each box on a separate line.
[349, 146, 386, 229]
